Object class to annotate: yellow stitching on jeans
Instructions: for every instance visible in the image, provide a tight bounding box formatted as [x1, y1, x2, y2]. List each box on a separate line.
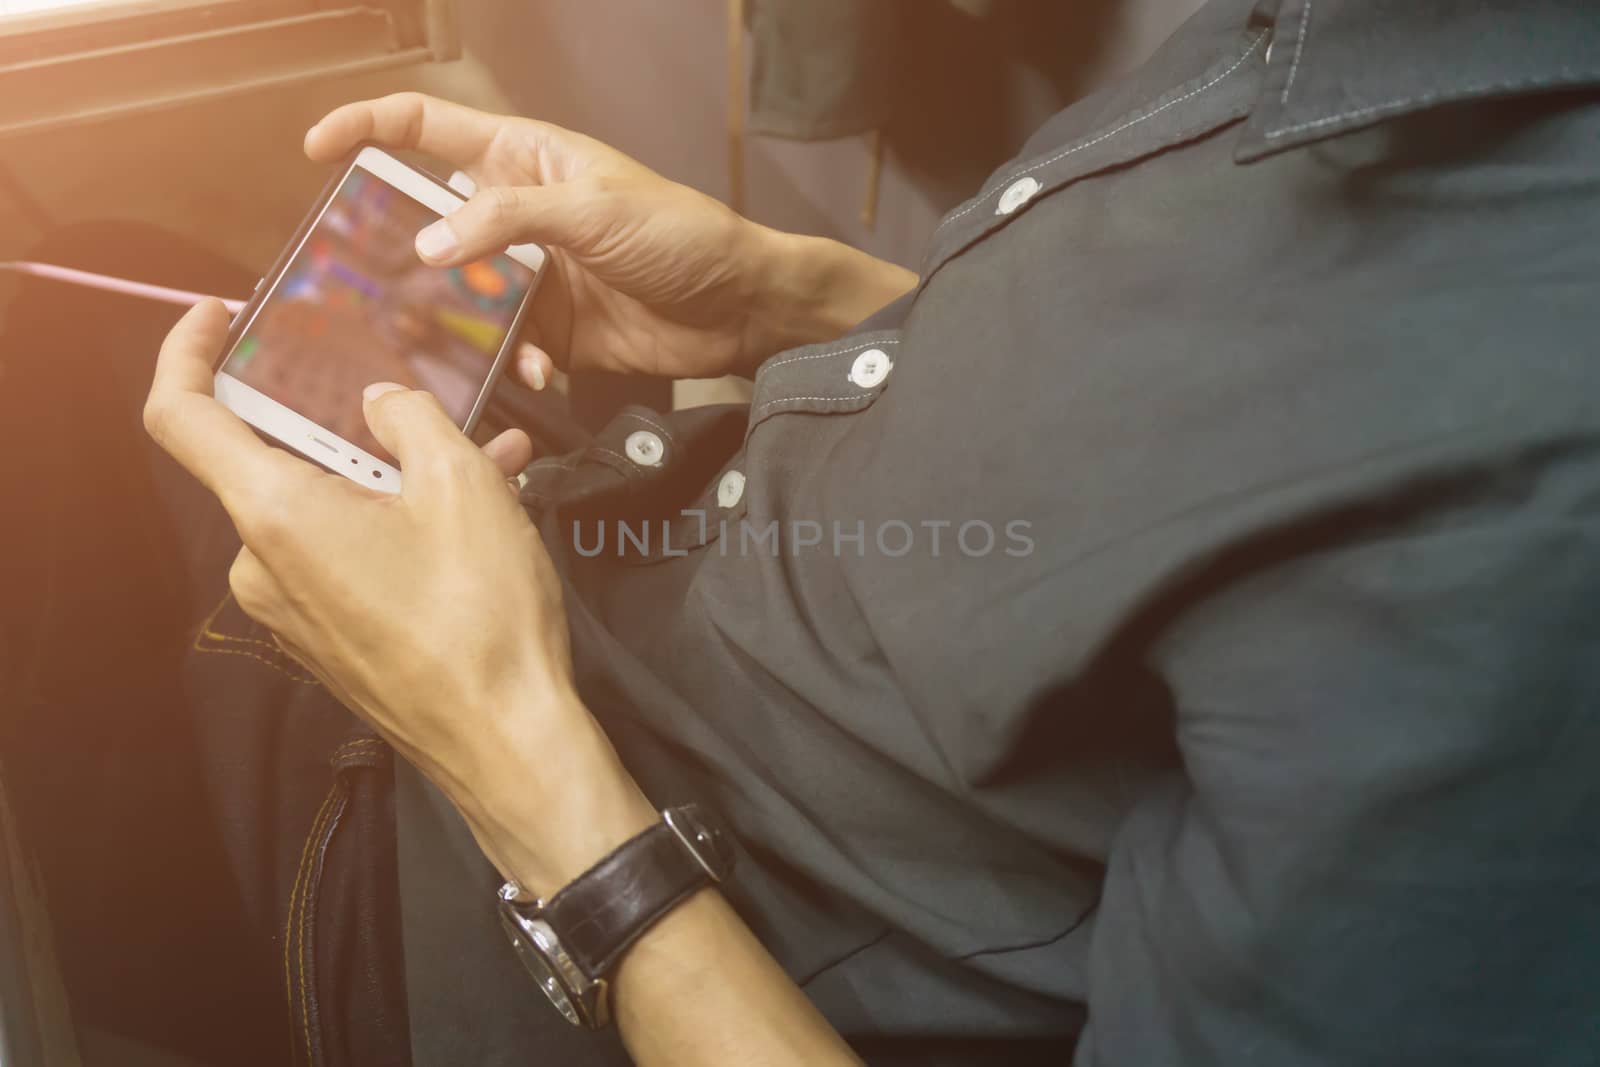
[285, 782, 339, 1065]
[299, 787, 349, 1065]
[296, 743, 385, 1048]
[194, 592, 229, 634]
[202, 630, 281, 651]
[333, 740, 386, 761]
[290, 725, 383, 1052]
[196, 593, 281, 652]
[195, 592, 270, 648]
[193, 641, 320, 685]
[191, 592, 319, 683]
[201, 627, 281, 651]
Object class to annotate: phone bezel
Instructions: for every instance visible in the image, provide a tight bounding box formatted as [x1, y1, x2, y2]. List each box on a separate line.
[212, 144, 546, 494]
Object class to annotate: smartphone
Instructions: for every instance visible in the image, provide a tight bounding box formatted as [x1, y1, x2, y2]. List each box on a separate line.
[213, 145, 546, 493]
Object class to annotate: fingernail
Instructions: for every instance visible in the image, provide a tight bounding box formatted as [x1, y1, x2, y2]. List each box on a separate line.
[523, 354, 547, 391]
[415, 220, 460, 261]
[363, 381, 405, 402]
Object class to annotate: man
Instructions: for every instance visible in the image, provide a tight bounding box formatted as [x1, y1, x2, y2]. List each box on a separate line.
[44, 0, 1600, 1062]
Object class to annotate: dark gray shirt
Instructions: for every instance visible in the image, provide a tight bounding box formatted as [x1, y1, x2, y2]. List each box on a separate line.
[401, 2, 1600, 1063]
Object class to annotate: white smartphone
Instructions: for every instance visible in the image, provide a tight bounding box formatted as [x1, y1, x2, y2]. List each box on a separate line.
[213, 145, 546, 493]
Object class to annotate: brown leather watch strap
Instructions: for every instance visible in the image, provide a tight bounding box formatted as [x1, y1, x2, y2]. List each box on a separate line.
[539, 805, 734, 980]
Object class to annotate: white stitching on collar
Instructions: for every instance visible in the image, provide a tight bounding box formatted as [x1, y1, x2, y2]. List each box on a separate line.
[934, 31, 1268, 234]
[760, 337, 901, 375]
[1281, 0, 1312, 105]
[618, 410, 678, 446]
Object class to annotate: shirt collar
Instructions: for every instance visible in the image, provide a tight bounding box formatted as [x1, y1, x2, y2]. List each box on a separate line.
[1237, 0, 1600, 160]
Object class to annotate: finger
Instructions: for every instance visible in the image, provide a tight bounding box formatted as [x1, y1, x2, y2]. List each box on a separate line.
[414, 183, 595, 267]
[481, 427, 534, 479]
[516, 342, 553, 392]
[227, 546, 289, 631]
[145, 301, 300, 510]
[305, 93, 506, 168]
[361, 383, 495, 494]
[149, 299, 231, 396]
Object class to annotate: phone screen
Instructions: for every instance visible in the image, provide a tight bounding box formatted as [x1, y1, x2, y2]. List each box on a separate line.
[220, 166, 535, 463]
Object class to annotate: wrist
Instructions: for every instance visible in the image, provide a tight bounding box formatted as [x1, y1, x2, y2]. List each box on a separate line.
[462, 688, 658, 898]
[734, 225, 917, 377]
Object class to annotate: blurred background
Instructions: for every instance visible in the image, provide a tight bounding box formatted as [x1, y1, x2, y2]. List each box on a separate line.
[0, 0, 1204, 360]
[0, 2, 1203, 1064]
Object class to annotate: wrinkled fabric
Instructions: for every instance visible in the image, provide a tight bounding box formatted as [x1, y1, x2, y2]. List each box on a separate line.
[746, 0, 906, 140]
[406, 1, 1600, 1063]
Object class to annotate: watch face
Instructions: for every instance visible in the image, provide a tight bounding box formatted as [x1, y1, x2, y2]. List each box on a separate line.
[499, 909, 582, 1026]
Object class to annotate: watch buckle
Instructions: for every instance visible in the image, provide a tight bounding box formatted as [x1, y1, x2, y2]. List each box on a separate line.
[662, 807, 723, 884]
[499, 880, 546, 910]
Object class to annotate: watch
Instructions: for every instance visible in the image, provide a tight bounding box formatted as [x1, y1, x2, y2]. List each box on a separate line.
[496, 804, 735, 1028]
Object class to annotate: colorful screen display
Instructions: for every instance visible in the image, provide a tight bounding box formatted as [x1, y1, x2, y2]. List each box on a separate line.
[221, 166, 535, 462]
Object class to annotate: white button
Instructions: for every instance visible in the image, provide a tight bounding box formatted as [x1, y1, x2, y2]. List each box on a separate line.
[996, 176, 1040, 215]
[624, 430, 664, 467]
[848, 348, 893, 389]
[716, 470, 746, 509]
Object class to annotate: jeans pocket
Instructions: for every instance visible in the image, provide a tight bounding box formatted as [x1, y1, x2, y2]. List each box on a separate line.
[286, 737, 409, 1067]
[192, 592, 320, 686]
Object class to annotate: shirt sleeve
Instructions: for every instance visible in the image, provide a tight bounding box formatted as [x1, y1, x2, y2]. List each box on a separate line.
[1073, 439, 1600, 1066]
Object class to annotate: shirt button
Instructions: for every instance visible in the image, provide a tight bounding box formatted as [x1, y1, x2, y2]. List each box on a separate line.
[716, 470, 746, 509]
[623, 430, 664, 467]
[848, 348, 893, 389]
[996, 176, 1040, 215]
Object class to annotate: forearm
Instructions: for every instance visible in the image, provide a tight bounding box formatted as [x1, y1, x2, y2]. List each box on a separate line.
[461, 691, 862, 1067]
[735, 226, 918, 378]
[614, 887, 863, 1067]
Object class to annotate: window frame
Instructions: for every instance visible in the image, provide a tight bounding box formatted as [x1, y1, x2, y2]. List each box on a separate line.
[0, 0, 459, 138]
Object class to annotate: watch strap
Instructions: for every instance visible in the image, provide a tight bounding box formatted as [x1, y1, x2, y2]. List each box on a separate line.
[539, 804, 734, 980]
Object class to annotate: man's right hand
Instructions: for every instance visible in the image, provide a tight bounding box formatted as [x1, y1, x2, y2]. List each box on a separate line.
[305, 93, 916, 385]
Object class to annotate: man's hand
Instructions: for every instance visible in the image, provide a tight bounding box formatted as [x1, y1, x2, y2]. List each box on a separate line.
[305, 93, 916, 383]
[148, 302, 862, 1066]
[145, 300, 656, 893]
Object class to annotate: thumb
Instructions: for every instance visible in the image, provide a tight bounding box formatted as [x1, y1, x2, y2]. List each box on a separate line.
[481, 427, 533, 479]
[361, 383, 491, 492]
[415, 183, 593, 266]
